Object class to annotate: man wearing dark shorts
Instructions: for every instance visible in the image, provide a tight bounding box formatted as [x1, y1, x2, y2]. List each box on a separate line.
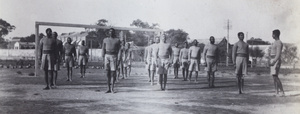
[269, 29, 284, 96]
[52, 32, 63, 88]
[39, 28, 57, 90]
[63, 37, 77, 81]
[78, 40, 89, 78]
[232, 32, 249, 94]
[102, 28, 121, 93]
[203, 36, 219, 88]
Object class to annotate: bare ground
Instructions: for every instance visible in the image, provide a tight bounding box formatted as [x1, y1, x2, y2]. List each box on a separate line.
[0, 66, 300, 114]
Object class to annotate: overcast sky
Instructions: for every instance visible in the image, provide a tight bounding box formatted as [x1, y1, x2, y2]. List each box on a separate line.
[1, 0, 299, 44]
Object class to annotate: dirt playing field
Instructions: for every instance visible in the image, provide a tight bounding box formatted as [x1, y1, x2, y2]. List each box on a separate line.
[0, 63, 300, 114]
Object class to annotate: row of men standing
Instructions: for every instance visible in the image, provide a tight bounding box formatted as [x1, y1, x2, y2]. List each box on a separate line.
[144, 35, 219, 90]
[39, 28, 89, 90]
[144, 30, 284, 95]
[39, 27, 284, 96]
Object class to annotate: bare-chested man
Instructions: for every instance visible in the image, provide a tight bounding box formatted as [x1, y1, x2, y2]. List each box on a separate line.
[156, 35, 172, 90]
[232, 32, 249, 94]
[102, 28, 121, 93]
[269, 29, 284, 96]
[118, 40, 126, 80]
[123, 43, 133, 77]
[144, 39, 154, 82]
[78, 40, 89, 78]
[150, 37, 160, 85]
[52, 32, 63, 88]
[179, 41, 189, 81]
[188, 40, 201, 82]
[172, 43, 181, 79]
[203, 36, 219, 88]
[39, 28, 57, 90]
[63, 37, 77, 82]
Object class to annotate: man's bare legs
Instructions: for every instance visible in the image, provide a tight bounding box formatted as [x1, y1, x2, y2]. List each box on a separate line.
[111, 71, 117, 93]
[128, 65, 131, 77]
[159, 74, 163, 90]
[188, 71, 192, 81]
[106, 70, 111, 93]
[163, 74, 167, 90]
[150, 70, 155, 85]
[124, 67, 128, 78]
[195, 71, 198, 82]
[237, 75, 242, 94]
[148, 69, 151, 82]
[44, 70, 50, 90]
[52, 70, 58, 88]
[120, 65, 125, 79]
[273, 75, 285, 96]
[174, 66, 179, 79]
[211, 72, 215, 87]
[67, 67, 72, 81]
[80, 65, 86, 78]
[207, 71, 211, 87]
[182, 68, 186, 81]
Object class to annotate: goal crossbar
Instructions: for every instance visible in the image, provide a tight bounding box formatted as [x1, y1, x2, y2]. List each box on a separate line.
[35, 21, 163, 76]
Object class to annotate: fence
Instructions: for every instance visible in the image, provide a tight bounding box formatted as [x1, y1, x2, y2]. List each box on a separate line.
[0, 49, 103, 61]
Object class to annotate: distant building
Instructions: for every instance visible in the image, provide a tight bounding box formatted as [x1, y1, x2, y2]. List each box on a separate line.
[14, 42, 35, 49]
[11, 37, 22, 42]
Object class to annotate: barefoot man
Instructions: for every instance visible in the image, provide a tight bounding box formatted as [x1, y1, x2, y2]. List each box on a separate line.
[172, 43, 181, 79]
[102, 28, 121, 93]
[179, 41, 189, 81]
[144, 39, 154, 82]
[150, 37, 160, 85]
[188, 40, 201, 82]
[123, 43, 133, 77]
[232, 32, 249, 94]
[78, 40, 89, 78]
[156, 35, 172, 90]
[203, 36, 219, 88]
[63, 37, 77, 82]
[118, 40, 126, 80]
[39, 28, 57, 90]
[52, 32, 63, 88]
[269, 29, 285, 96]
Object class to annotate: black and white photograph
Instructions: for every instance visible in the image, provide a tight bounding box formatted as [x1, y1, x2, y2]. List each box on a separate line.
[0, 0, 300, 113]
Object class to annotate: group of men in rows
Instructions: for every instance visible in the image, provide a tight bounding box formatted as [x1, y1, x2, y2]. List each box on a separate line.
[39, 28, 89, 90]
[40, 27, 284, 96]
[144, 35, 219, 90]
[144, 29, 284, 95]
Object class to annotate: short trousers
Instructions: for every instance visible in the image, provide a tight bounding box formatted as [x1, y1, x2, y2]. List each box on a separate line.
[105, 54, 117, 71]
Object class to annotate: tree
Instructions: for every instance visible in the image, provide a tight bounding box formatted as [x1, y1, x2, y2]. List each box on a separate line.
[281, 44, 298, 65]
[0, 18, 16, 38]
[164, 29, 188, 46]
[0, 19, 15, 48]
[129, 19, 159, 46]
[249, 46, 265, 67]
[0, 37, 8, 48]
[20, 34, 36, 42]
[247, 37, 270, 45]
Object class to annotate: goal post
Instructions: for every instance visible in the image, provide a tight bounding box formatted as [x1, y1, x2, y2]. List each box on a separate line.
[35, 21, 163, 76]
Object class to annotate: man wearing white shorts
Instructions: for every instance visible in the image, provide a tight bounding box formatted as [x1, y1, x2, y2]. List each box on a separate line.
[232, 32, 249, 94]
[188, 40, 201, 82]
